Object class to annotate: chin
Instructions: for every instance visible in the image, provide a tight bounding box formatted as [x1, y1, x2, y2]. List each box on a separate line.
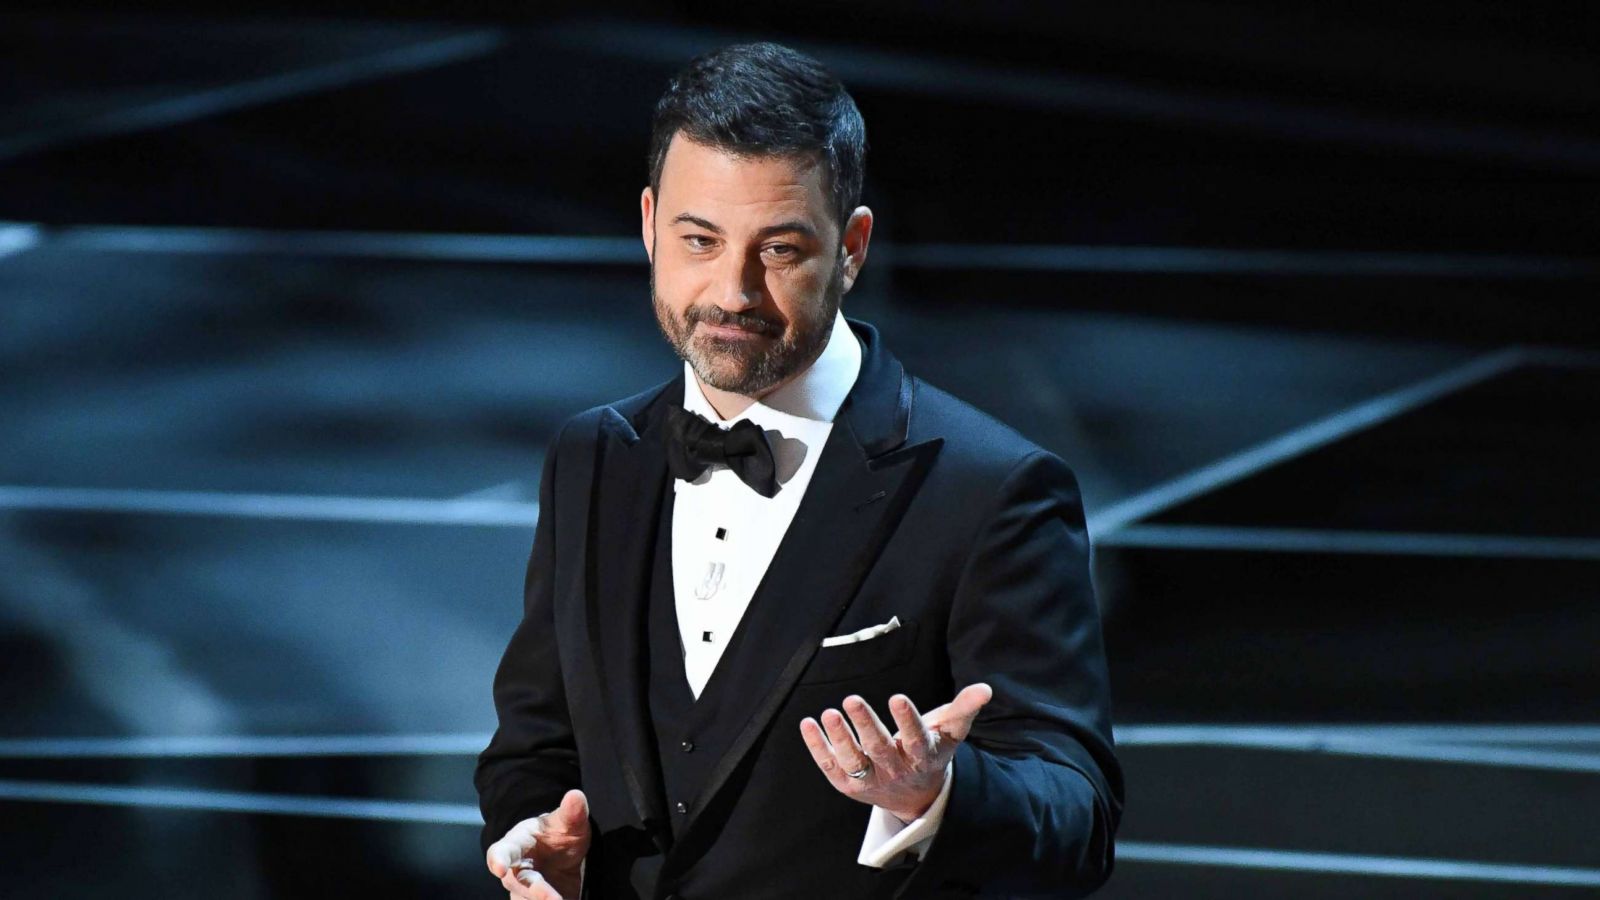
[692, 335, 760, 365]
[696, 356, 789, 396]
[697, 365, 760, 394]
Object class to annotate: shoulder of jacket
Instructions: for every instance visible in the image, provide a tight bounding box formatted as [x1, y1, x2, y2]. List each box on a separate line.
[909, 375, 1055, 471]
[556, 378, 676, 445]
[907, 376, 1087, 542]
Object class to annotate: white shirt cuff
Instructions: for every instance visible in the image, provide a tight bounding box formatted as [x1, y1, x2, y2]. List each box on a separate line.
[855, 760, 954, 868]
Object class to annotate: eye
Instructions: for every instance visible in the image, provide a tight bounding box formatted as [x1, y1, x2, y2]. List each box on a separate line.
[763, 244, 797, 260]
[683, 235, 717, 252]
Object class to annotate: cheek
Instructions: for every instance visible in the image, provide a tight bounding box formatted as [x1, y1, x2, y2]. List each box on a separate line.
[766, 264, 830, 316]
[654, 259, 706, 305]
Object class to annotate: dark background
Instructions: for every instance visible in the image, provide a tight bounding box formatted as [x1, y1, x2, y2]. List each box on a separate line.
[2, 2, 1597, 897]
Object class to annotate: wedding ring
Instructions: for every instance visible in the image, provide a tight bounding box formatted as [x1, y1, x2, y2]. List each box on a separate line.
[847, 762, 872, 779]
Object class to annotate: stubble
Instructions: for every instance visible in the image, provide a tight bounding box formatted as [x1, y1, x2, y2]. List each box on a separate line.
[651, 258, 844, 397]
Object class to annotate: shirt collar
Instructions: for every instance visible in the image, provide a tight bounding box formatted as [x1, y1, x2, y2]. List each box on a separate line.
[681, 307, 862, 436]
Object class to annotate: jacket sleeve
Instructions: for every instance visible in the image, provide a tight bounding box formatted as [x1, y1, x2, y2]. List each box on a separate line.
[474, 421, 583, 851]
[897, 449, 1124, 898]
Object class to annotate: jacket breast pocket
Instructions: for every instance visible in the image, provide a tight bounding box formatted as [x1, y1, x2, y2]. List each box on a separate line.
[797, 619, 921, 686]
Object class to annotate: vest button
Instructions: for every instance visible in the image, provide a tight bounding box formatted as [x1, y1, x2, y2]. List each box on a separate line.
[680, 740, 695, 752]
[675, 801, 688, 814]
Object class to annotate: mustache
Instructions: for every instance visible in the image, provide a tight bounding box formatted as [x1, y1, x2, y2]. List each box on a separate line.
[687, 307, 780, 335]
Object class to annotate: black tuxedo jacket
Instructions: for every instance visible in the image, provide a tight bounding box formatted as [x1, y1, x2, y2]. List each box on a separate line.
[476, 318, 1123, 899]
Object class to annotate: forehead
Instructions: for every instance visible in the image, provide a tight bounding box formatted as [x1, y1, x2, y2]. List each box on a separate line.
[657, 133, 832, 230]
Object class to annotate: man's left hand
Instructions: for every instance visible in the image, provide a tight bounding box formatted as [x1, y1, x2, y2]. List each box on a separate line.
[800, 683, 992, 822]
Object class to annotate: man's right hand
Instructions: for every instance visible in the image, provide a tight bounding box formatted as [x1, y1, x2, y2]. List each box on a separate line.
[486, 789, 591, 899]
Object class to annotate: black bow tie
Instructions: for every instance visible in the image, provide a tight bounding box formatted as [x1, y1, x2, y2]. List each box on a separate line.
[663, 403, 780, 498]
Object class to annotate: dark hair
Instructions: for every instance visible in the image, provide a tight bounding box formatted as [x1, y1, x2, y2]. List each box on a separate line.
[647, 42, 867, 235]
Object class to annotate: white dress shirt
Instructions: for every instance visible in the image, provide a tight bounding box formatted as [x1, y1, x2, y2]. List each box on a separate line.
[670, 308, 951, 868]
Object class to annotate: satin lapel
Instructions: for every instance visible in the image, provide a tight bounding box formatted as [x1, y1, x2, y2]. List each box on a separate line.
[584, 378, 680, 842]
[679, 319, 944, 842]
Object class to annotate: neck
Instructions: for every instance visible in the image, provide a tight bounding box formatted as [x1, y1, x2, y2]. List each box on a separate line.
[694, 370, 789, 421]
[693, 336, 830, 420]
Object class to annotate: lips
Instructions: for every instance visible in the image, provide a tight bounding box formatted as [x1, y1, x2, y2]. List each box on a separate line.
[699, 321, 770, 338]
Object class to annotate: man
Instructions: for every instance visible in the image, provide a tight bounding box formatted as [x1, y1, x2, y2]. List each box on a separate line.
[475, 42, 1122, 899]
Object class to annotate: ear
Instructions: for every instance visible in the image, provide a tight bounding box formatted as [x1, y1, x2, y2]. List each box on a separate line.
[640, 185, 656, 264]
[838, 206, 873, 295]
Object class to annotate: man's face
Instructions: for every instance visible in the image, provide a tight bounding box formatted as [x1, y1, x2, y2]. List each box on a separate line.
[642, 133, 868, 398]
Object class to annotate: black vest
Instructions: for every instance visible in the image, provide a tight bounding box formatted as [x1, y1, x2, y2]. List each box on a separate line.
[645, 480, 763, 842]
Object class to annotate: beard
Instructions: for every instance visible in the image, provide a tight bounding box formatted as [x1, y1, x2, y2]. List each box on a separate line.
[651, 258, 844, 397]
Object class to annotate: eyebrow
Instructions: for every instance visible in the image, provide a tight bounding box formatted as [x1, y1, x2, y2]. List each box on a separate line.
[669, 213, 818, 241]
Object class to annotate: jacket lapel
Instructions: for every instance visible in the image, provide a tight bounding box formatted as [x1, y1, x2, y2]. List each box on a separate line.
[585, 375, 681, 847]
[678, 318, 944, 841]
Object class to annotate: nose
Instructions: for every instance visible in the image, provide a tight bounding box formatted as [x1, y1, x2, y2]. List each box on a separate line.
[712, 249, 766, 313]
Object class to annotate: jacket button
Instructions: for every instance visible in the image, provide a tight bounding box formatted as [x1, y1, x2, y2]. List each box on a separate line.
[680, 740, 695, 752]
[675, 801, 688, 814]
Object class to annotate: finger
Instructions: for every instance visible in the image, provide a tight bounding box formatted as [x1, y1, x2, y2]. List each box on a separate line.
[938, 682, 994, 742]
[489, 840, 527, 876]
[820, 708, 871, 775]
[501, 869, 534, 899]
[501, 866, 556, 900]
[842, 695, 897, 768]
[509, 816, 544, 849]
[488, 845, 507, 878]
[488, 821, 539, 876]
[501, 866, 527, 897]
[519, 869, 562, 900]
[505, 873, 556, 900]
[799, 717, 847, 784]
[889, 693, 934, 760]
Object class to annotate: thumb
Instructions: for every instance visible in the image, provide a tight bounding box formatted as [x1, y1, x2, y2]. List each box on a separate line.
[939, 682, 993, 741]
[547, 788, 589, 833]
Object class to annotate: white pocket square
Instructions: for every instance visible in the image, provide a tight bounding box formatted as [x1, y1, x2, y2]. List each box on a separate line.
[820, 615, 901, 648]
